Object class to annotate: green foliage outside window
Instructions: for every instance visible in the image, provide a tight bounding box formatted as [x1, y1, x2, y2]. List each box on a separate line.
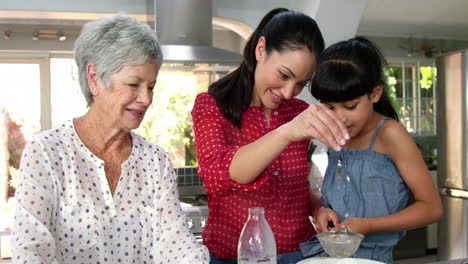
[135, 72, 198, 167]
[384, 65, 437, 135]
[383, 67, 400, 117]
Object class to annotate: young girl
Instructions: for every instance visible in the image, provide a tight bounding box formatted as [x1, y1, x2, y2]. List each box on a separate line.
[191, 8, 349, 264]
[301, 37, 442, 263]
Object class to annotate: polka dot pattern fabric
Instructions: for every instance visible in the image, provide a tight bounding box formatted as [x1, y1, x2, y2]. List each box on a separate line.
[11, 120, 209, 263]
[191, 93, 316, 259]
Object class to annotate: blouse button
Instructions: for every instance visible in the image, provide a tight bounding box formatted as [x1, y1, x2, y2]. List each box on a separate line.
[337, 175, 342, 181]
[273, 171, 279, 176]
[274, 111, 278, 115]
[337, 168, 342, 173]
[345, 212, 350, 218]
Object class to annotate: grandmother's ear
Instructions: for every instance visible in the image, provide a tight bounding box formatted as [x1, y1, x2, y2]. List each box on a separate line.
[86, 63, 100, 96]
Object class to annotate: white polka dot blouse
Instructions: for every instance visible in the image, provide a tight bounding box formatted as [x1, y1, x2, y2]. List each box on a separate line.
[11, 120, 209, 263]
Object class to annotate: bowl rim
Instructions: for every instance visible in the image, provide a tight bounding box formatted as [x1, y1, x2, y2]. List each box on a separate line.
[316, 226, 364, 240]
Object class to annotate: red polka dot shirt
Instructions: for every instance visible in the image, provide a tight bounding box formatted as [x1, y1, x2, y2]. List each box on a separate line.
[191, 92, 316, 259]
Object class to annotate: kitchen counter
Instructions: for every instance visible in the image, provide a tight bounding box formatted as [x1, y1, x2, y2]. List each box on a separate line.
[428, 258, 468, 264]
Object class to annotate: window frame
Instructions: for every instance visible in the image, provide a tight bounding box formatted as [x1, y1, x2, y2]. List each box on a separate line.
[387, 61, 437, 135]
[0, 55, 50, 131]
[0, 52, 74, 132]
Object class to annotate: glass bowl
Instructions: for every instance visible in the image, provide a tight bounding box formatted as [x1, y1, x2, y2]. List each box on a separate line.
[316, 226, 364, 258]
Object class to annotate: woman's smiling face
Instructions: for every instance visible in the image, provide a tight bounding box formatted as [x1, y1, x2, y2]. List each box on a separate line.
[251, 37, 316, 111]
[92, 62, 158, 131]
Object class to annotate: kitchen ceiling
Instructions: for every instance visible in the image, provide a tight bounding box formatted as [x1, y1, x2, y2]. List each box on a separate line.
[357, 0, 468, 41]
[0, 0, 467, 42]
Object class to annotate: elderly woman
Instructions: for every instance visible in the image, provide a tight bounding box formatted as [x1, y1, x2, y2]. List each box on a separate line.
[11, 15, 209, 263]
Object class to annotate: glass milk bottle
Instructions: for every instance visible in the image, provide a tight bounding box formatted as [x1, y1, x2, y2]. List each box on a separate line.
[238, 207, 277, 264]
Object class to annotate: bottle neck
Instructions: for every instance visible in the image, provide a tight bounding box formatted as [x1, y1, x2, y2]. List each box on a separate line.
[248, 207, 265, 221]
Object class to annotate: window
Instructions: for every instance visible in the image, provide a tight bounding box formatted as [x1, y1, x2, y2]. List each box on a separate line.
[0, 59, 44, 203]
[0, 58, 44, 237]
[50, 57, 87, 127]
[384, 63, 437, 135]
[0, 56, 87, 202]
[135, 63, 234, 167]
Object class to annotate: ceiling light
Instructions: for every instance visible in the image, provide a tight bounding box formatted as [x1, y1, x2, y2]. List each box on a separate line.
[32, 31, 39, 40]
[57, 31, 66, 41]
[4, 30, 11, 40]
[31, 30, 67, 41]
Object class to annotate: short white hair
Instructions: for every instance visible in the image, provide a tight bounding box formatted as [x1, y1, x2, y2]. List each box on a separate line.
[74, 14, 163, 106]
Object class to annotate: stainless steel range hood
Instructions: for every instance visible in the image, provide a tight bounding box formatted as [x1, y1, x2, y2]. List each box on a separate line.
[147, 0, 242, 65]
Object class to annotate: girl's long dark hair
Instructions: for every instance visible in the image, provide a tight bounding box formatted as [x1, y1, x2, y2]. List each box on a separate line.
[208, 8, 325, 127]
[310, 36, 399, 121]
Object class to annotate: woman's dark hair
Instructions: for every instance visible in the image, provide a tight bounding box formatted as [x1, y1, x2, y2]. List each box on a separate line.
[310, 36, 398, 121]
[208, 8, 325, 127]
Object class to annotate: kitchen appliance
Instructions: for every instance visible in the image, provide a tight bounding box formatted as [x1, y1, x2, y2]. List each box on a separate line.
[146, 0, 242, 64]
[179, 194, 209, 242]
[180, 195, 208, 242]
[436, 49, 468, 260]
[175, 167, 209, 242]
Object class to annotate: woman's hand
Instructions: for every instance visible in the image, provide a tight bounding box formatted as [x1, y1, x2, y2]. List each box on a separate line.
[314, 206, 340, 232]
[280, 104, 349, 151]
[336, 217, 372, 235]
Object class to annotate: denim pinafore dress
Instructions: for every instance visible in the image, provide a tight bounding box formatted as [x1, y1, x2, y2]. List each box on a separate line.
[300, 118, 409, 264]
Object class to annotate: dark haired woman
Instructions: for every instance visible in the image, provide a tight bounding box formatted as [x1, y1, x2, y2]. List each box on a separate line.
[191, 8, 349, 263]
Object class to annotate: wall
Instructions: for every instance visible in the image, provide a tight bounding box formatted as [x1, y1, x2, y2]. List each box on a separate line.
[367, 36, 468, 64]
[0, 24, 243, 54]
[212, 29, 244, 54]
[0, 0, 146, 13]
[212, 0, 320, 29]
[0, 24, 77, 52]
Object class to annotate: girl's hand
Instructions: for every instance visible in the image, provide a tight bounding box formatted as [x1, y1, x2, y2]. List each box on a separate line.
[314, 207, 340, 232]
[280, 104, 349, 151]
[336, 218, 372, 235]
